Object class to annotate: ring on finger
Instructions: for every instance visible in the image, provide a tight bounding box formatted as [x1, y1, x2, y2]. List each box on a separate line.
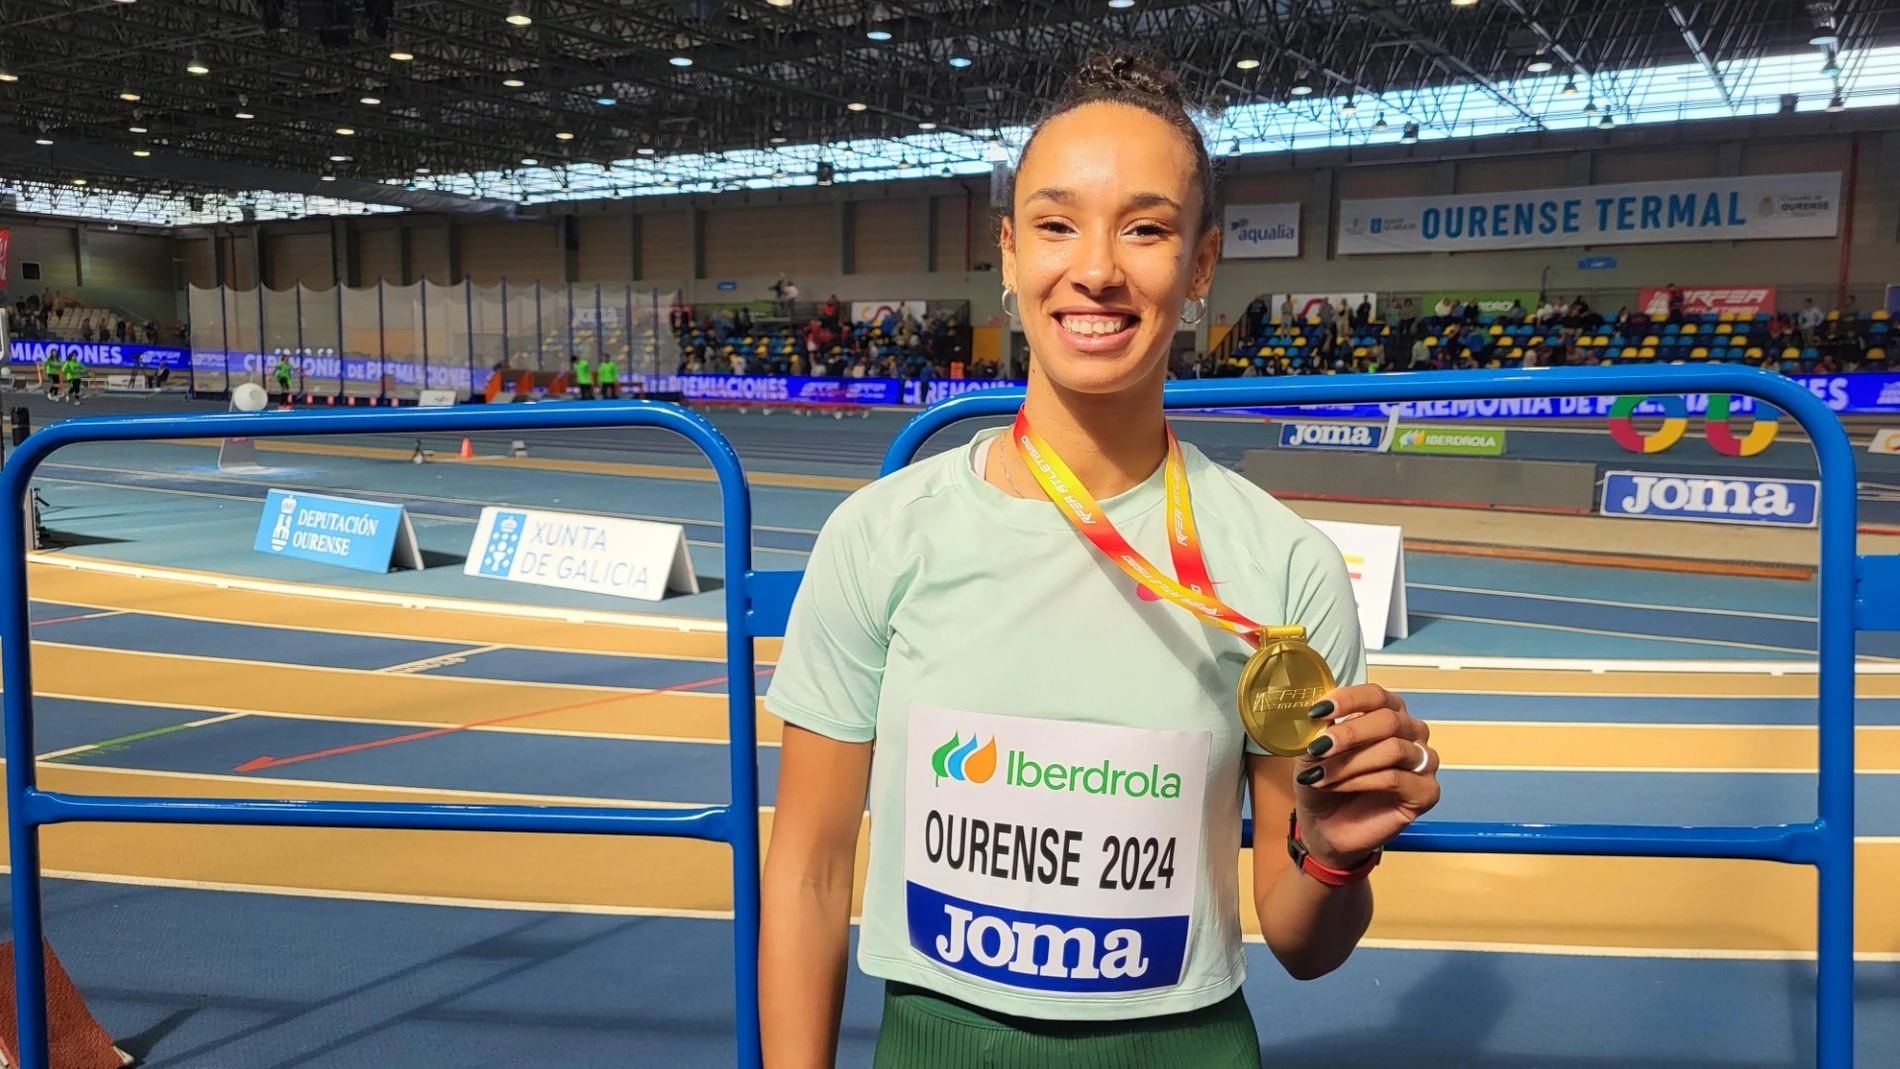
[1410, 740, 1432, 774]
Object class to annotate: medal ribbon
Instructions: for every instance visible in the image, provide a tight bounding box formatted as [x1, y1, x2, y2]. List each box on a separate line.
[1012, 408, 1277, 648]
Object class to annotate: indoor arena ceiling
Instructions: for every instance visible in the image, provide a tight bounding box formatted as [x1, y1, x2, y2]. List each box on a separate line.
[1, 0, 1897, 221]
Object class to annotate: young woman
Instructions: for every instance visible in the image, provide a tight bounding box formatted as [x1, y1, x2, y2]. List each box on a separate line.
[760, 52, 1442, 1068]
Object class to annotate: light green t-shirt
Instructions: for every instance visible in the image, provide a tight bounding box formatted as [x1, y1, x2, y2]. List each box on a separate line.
[765, 426, 1365, 1022]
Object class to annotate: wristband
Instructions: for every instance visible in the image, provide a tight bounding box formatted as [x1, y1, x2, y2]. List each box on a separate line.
[1286, 810, 1381, 887]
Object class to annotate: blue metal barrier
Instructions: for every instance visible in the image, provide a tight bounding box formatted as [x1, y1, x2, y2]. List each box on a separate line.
[0, 402, 779, 1069]
[883, 366, 1865, 1069]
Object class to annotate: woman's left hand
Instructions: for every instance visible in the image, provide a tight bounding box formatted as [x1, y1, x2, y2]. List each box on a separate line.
[1293, 683, 1440, 868]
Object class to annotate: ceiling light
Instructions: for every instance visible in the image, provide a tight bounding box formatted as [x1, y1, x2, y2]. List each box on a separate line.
[773, 168, 786, 179]
[669, 55, 693, 67]
[1821, 50, 1840, 77]
[1290, 69, 1312, 96]
[918, 121, 937, 130]
[770, 135, 787, 144]
[320, 174, 336, 181]
[1597, 114, 1614, 129]
[1401, 122, 1420, 144]
[898, 157, 912, 169]
[235, 110, 254, 119]
[948, 43, 972, 68]
[1235, 58, 1260, 71]
[502, 77, 526, 87]
[1826, 93, 1845, 113]
[132, 149, 151, 157]
[329, 153, 351, 161]
[335, 126, 355, 135]
[637, 146, 655, 155]
[129, 124, 147, 133]
[1527, 56, 1554, 74]
[1449, 0, 1478, 6]
[186, 57, 210, 75]
[0, 69, 16, 83]
[35, 137, 53, 145]
[1810, 32, 1839, 47]
[505, 3, 532, 27]
[360, 95, 381, 105]
[596, 96, 616, 106]
[768, 0, 795, 6]
[1373, 114, 1388, 130]
[416, 166, 430, 174]
[71, 178, 86, 185]
[1108, 0, 1135, 7]
[389, 48, 414, 61]
[555, 131, 574, 140]
[1227, 139, 1240, 157]
[1583, 99, 1598, 114]
[119, 89, 140, 102]
[1561, 78, 1578, 95]
[521, 156, 538, 165]
[866, 29, 893, 41]
[1340, 97, 1356, 115]
[847, 101, 867, 111]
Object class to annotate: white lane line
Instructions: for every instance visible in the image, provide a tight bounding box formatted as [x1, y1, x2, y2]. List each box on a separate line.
[1408, 611, 1835, 657]
[35, 711, 249, 761]
[377, 643, 505, 674]
[1409, 582, 1817, 623]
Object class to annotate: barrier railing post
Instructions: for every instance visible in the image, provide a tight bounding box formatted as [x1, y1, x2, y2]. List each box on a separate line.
[0, 401, 766, 1069]
[880, 366, 1856, 1069]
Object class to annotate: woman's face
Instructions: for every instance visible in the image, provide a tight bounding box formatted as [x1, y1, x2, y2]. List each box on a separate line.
[1002, 102, 1218, 395]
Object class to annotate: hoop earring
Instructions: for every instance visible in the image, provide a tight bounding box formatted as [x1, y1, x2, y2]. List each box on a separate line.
[1180, 296, 1208, 326]
[1001, 288, 1020, 319]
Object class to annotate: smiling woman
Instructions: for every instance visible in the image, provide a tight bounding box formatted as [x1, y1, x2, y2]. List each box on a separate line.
[758, 50, 1442, 1069]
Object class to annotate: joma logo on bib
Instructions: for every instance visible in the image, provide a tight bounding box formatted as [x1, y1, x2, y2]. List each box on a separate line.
[906, 884, 1188, 993]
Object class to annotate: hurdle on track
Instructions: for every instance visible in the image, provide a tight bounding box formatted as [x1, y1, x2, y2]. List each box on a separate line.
[0, 366, 1878, 1069]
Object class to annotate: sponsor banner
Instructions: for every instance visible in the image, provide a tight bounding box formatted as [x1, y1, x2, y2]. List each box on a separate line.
[10, 341, 190, 369]
[1420, 291, 1538, 318]
[418, 389, 457, 407]
[1221, 203, 1301, 259]
[1189, 376, 1900, 420]
[1578, 256, 1617, 270]
[1278, 421, 1386, 451]
[1274, 293, 1376, 322]
[1870, 429, 1900, 455]
[1307, 520, 1408, 650]
[909, 378, 1019, 406]
[637, 373, 904, 406]
[253, 489, 421, 573]
[1390, 426, 1507, 456]
[904, 703, 1208, 993]
[465, 506, 700, 602]
[187, 350, 476, 390]
[1637, 286, 1777, 318]
[851, 300, 928, 325]
[1338, 172, 1842, 255]
[1599, 470, 1818, 527]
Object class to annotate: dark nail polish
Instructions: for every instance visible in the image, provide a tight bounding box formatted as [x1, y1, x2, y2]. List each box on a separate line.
[1306, 734, 1334, 757]
[1296, 766, 1325, 786]
[1307, 699, 1336, 721]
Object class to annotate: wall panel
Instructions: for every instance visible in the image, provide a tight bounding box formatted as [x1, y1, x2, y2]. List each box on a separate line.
[854, 197, 927, 275]
[641, 210, 691, 282]
[463, 221, 560, 284]
[704, 204, 833, 278]
[355, 226, 402, 284]
[268, 231, 334, 288]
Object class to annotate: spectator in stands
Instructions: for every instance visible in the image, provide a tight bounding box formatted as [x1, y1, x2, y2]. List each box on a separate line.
[1278, 295, 1295, 321]
[143, 321, 158, 343]
[1506, 299, 1526, 324]
[1798, 299, 1824, 346]
[115, 319, 129, 343]
[820, 295, 841, 331]
[1410, 333, 1430, 370]
[1352, 297, 1371, 330]
[1665, 283, 1684, 323]
[1242, 295, 1267, 340]
[1335, 298, 1353, 337]
[79, 321, 94, 343]
[1315, 298, 1335, 336]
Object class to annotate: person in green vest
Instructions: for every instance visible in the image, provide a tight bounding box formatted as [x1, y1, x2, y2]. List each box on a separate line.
[572, 355, 595, 400]
[272, 351, 296, 405]
[61, 351, 86, 405]
[38, 348, 57, 394]
[597, 353, 620, 400]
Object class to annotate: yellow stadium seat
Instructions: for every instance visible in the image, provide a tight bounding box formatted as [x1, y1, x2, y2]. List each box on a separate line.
[1827, 309, 1840, 320]
[1870, 348, 1888, 360]
[1353, 346, 1368, 357]
[1874, 310, 1890, 321]
[1642, 335, 1660, 346]
[1681, 323, 1698, 334]
[1424, 337, 1438, 347]
[1528, 335, 1544, 346]
[1718, 311, 1736, 322]
[1745, 347, 1762, 358]
[1715, 323, 1732, 334]
[1690, 346, 1709, 358]
[1488, 325, 1503, 335]
[1782, 347, 1801, 359]
[1639, 346, 1657, 358]
[1269, 317, 1282, 326]
[1498, 336, 1516, 347]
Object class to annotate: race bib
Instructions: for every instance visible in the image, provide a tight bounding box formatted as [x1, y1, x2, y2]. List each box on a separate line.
[904, 703, 1210, 994]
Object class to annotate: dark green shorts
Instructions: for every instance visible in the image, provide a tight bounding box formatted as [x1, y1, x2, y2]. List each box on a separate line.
[871, 981, 1262, 1069]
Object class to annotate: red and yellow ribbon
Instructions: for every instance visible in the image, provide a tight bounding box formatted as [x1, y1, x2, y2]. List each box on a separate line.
[1012, 409, 1297, 649]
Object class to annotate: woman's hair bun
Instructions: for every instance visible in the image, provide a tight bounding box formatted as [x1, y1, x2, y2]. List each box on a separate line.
[1060, 51, 1193, 113]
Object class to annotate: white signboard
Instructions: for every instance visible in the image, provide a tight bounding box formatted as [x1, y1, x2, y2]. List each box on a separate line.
[465, 506, 699, 602]
[1870, 429, 1900, 455]
[1274, 293, 1377, 322]
[1337, 172, 1842, 255]
[418, 389, 458, 408]
[851, 300, 928, 326]
[1307, 519, 1408, 652]
[1221, 203, 1301, 259]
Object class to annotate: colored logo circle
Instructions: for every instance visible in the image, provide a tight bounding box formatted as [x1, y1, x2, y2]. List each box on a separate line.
[1703, 393, 1780, 457]
[1607, 395, 1688, 454]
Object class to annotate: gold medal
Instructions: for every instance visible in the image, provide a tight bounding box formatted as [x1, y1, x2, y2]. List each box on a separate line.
[1236, 625, 1336, 757]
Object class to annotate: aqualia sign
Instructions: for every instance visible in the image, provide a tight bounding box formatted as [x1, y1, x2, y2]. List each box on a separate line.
[1221, 203, 1301, 259]
[1599, 471, 1818, 527]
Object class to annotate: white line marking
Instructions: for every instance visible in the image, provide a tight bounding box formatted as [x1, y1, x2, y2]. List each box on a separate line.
[1409, 611, 1839, 658]
[378, 643, 504, 674]
[34, 712, 248, 760]
[1408, 582, 1818, 623]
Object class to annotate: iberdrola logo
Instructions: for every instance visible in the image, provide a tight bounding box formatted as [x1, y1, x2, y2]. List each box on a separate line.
[931, 733, 997, 786]
[1398, 428, 1427, 448]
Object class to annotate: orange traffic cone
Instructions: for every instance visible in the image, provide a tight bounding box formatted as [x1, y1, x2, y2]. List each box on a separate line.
[459, 438, 474, 459]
